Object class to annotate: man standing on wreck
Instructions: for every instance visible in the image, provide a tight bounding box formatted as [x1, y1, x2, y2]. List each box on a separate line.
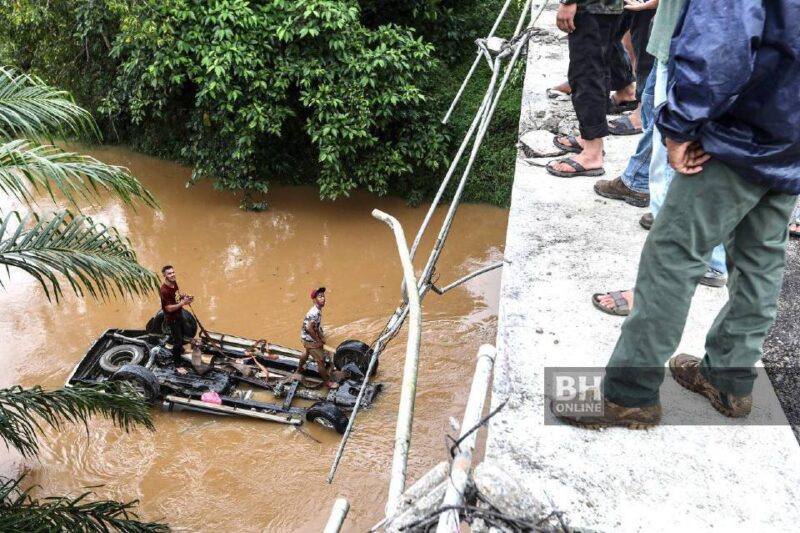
[160, 265, 193, 374]
[296, 287, 339, 389]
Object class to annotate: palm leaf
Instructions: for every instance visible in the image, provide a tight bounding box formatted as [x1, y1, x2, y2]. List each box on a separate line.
[0, 139, 158, 211]
[0, 384, 155, 459]
[0, 210, 160, 302]
[0, 66, 98, 142]
[0, 476, 170, 532]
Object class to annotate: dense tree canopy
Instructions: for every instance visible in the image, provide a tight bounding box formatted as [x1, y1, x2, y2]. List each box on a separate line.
[0, 0, 521, 208]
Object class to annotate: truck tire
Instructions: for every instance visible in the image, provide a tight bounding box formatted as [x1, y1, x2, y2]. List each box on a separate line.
[334, 339, 377, 377]
[145, 309, 198, 338]
[99, 344, 146, 374]
[112, 364, 160, 403]
[306, 402, 348, 434]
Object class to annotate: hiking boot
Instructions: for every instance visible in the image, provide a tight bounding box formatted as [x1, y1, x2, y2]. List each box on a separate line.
[639, 212, 653, 230]
[550, 396, 661, 430]
[668, 354, 752, 418]
[594, 177, 650, 207]
[699, 267, 727, 288]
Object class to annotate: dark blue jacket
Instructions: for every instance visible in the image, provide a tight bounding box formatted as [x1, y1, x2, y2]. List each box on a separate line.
[656, 0, 800, 194]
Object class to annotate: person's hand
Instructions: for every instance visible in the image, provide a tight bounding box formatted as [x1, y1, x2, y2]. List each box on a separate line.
[624, 0, 659, 11]
[666, 137, 711, 175]
[556, 3, 577, 33]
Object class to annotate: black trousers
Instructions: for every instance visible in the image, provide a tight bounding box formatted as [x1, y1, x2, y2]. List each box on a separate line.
[568, 12, 622, 140]
[609, 10, 656, 101]
[168, 320, 184, 364]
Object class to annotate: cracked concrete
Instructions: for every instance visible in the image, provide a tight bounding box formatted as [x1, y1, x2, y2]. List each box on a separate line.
[486, 6, 800, 532]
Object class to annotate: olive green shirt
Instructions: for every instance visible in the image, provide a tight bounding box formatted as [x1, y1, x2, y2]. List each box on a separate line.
[646, 0, 688, 64]
[576, 0, 624, 15]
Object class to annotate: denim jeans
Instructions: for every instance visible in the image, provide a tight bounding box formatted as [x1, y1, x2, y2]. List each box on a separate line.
[650, 61, 728, 275]
[620, 66, 656, 194]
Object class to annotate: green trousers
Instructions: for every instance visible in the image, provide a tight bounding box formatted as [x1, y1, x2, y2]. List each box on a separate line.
[604, 160, 797, 407]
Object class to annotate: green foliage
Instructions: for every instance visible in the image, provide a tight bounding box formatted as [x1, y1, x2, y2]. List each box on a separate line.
[0, 384, 155, 459]
[0, 210, 160, 302]
[97, 0, 450, 205]
[0, 476, 169, 532]
[0, 0, 523, 207]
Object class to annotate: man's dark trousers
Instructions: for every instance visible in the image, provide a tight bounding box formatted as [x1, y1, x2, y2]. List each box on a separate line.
[604, 160, 798, 406]
[568, 12, 626, 139]
[168, 319, 184, 365]
[608, 9, 655, 101]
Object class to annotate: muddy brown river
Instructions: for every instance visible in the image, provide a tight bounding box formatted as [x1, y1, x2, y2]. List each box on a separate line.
[0, 146, 508, 532]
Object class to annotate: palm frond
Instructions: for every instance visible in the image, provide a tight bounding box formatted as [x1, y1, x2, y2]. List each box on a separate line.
[0, 384, 155, 459]
[0, 139, 158, 210]
[0, 476, 170, 532]
[0, 210, 160, 302]
[0, 66, 98, 142]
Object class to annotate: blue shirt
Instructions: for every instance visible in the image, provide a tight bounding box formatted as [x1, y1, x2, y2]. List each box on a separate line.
[656, 0, 800, 194]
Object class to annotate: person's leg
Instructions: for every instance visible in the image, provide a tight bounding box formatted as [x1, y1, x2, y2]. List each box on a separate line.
[649, 61, 728, 278]
[648, 61, 671, 216]
[604, 160, 773, 407]
[619, 65, 656, 193]
[552, 14, 619, 175]
[629, 10, 655, 102]
[701, 189, 798, 395]
[169, 320, 184, 365]
[607, 12, 635, 94]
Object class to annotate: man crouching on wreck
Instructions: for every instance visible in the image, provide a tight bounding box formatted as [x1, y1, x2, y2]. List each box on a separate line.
[160, 265, 193, 375]
[296, 287, 339, 389]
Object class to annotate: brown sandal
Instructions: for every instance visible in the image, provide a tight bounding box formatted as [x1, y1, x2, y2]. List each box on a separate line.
[591, 290, 631, 317]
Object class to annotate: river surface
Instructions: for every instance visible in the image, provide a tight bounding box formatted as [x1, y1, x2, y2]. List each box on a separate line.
[0, 146, 508, 532]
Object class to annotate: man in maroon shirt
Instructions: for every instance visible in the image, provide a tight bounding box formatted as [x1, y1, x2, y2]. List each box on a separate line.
[160, 265, 193, 373]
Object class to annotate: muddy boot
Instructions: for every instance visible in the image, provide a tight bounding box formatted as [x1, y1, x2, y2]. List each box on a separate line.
[550, 396, 661, 430]
[669, 354, 752, 418]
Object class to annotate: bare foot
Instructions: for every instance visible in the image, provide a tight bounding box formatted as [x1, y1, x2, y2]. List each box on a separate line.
[627, 105, 642, 129]
[790, 222, 800, 235]
[548, 149, 604, 174]
[551, 80, 571, 94]
[176, 367, 189, 375]
[611, 83, 637, 105]
[596, 290, 634, 313]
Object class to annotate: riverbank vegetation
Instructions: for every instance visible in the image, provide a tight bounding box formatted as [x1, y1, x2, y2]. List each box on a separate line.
[0, 0, 523, 208]
[0, 67, 167, 531]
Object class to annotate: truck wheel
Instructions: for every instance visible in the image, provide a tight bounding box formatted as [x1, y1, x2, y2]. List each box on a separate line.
[145, 309, 198, 338]
[306, 402, 348, 434]
[99, 344, 146, 374]
[334, 339, 377, 377]
[112, 364, 160, 403]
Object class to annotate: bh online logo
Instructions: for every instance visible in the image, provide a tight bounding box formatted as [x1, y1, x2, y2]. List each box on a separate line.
[550, 370, 604, 415]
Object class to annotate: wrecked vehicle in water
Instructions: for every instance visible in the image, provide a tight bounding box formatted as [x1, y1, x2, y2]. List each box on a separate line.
[65, 310, 382, 433]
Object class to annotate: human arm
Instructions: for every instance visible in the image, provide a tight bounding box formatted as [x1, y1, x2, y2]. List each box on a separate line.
[305, 320, 325, 346]
[163, 294, 193, 313]
[623, 0, 658, 11]
[656, 0, 766, 143]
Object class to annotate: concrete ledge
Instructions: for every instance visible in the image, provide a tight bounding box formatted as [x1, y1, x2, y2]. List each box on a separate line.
[486, 8, 800, 532]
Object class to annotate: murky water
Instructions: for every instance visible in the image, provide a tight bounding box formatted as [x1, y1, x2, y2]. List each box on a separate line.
[0, 146, 507, 532]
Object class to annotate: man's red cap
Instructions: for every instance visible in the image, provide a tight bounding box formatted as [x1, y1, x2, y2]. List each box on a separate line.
[311, 287, 326, 299]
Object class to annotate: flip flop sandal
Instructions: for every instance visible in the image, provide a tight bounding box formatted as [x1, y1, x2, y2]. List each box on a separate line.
[607, 97, 638, 115]
[591, 291, 631, 317]
[546, 158, 605, 178]
[552, 135, 583, 154]
[609, 115, 643, 136]
[790, 222, 800, 238]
